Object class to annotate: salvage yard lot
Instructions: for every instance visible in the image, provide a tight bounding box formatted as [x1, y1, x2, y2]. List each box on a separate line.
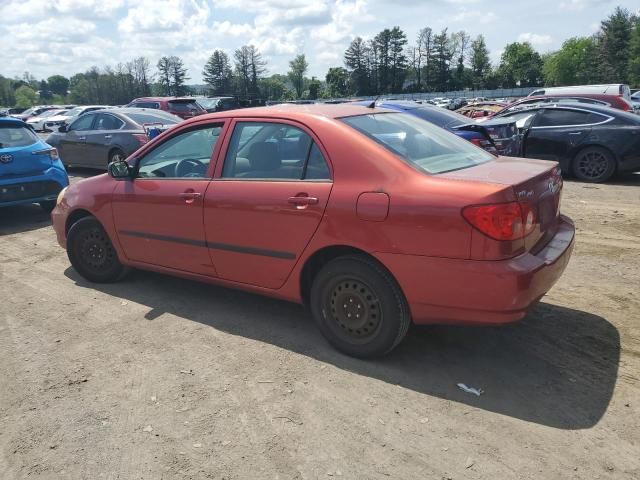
[1, 171, 639, 479]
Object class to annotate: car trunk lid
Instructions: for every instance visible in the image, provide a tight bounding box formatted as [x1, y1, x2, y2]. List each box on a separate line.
[453, 118, 522, 156]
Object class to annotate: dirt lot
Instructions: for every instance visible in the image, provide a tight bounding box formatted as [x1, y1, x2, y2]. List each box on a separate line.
[1, 171, 639, 479]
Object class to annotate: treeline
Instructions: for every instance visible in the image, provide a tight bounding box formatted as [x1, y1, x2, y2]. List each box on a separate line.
[1, 6, 638, 108]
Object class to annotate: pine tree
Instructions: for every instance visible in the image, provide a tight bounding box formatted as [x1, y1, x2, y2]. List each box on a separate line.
[470, 35, 491, 89]
[288, 54, 309, 99]
[344, 37, 370, 95]
[203, 50, 233, 95]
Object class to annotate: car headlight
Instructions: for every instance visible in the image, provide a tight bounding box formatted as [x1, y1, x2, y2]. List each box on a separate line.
[56, 186, 68, 205]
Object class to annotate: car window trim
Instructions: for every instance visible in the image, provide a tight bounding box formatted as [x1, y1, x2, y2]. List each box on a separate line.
[133, 121, 227, 181]
[530, 107, 614, 130]
[213, 117, 333, 182]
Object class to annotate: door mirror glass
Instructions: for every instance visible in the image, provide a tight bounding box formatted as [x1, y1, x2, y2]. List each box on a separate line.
[108, 160, 131, 179]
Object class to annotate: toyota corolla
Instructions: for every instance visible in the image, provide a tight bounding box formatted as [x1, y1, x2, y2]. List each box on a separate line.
[52, 104, 575, 357]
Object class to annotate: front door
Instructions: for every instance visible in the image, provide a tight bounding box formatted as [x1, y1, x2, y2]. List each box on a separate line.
[204, 120, 333, 289]
[83, 112, 127, 168]
[112, 123, 225, 276]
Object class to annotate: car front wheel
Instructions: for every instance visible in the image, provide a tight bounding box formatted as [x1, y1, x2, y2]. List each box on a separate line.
[310, 255, 411, 358]
[67, 216, 128, 283]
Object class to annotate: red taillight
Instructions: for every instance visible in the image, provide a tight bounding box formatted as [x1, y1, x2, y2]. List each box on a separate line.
[132, 134, 149, 146]
[462, 202, 537, 241]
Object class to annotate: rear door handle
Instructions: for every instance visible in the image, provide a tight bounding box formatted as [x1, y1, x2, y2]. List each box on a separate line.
[179, 192, 202, 199]
[104, 134, 112, 139]
[568, 132, 583, 135]
[78, 136, 86, 141]
[288, 196, 319, 206]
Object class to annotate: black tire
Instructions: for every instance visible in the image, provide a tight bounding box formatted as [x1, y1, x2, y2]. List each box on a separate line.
[310, 255, 411, 358]
[39, 200, 56, 213]
[572, 146, 616, 183]
[67, 216, 128, 283]
[109, 148, 126, 165]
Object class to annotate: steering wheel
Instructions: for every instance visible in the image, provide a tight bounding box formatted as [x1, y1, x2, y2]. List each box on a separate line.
[175, 158, 206, 177]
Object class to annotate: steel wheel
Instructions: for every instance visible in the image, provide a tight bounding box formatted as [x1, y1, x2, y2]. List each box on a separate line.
[328, 278, 382, 342]
[573, 147, 615, 183]
[67, 217, 128, 283]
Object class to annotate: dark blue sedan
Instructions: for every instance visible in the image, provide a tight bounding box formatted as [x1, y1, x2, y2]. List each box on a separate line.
[352, 100, 520, 156]
[0, 117, 69, 212]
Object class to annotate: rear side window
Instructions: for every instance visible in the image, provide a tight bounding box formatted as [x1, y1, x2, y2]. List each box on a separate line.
[0, 125, 39, 148]
[342, 113, 493, 175]
[94, 113, 125, 130]
[533, 109, 605, 127]
[168, 101, 202, 113]
[127, 112, 180, 126]
[221, 121, 331, 180]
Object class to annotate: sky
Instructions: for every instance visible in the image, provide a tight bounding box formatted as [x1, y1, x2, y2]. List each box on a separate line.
[1, 0, 639, 84]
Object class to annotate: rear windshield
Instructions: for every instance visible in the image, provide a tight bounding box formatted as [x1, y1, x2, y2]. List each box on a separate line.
[0, 125, 39, 148]
[341, 113, 493, 174]
[168, 101, 202, 113]
[409, 106, 469, 128]
[127, 112, 181, 126]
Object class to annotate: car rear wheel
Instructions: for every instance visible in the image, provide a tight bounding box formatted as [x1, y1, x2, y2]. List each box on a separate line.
[67, 217, 128, 283]
[39, 200, 56, 213]
[573, 147, 616, 183]
[310, 255, 410, 358]
[109, 149, 126, 165]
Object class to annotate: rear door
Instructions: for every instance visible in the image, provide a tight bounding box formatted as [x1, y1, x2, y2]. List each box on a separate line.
[524, 108, 610, 165]
[83, 113, 127, 168]
[204, 119, 333, 289]
[58, 113, 96, 165]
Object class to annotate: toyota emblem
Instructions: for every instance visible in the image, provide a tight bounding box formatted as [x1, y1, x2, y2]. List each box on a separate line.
[0, 154, 13, 164]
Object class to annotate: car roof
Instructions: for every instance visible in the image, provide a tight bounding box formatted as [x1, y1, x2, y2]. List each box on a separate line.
[499, 101, 622, 116]
[0, 117, 28, 127]
[131, 97, 196, 102]
[190, 103, 394, 121]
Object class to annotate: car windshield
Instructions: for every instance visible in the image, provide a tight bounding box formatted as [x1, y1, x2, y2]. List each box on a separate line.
[197, 98, 219, 109]
[409, 106, 469, 128]
[168, 101, 201, 112]
[64, 107, 84, 117]
[127, 112, 180, 126]
[0, 125, 39, 148]
[341, 113, 494, 174]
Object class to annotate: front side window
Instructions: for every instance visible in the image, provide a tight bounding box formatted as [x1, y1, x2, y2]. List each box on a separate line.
[69, 114, 95, 131]
[341, 113, 494, 175]
[221, 121, 331, 181]
[136, 125, 222, 179]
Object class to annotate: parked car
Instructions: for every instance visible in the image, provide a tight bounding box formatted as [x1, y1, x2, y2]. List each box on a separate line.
[490, 102, 640, 182]
[51, 104, 574, 358]
[46, 108, 181, 169]
[352, 100, 519, 156]
[528, 84, 635, 113]
[457, 102, 508, 119]
[126, 97, 206, 119]
[630, 91, 640, 112]
[26, 108, 69, 132]
[486, 95, 614, 121]
[197, 96, 240, 113]
[12, 105, 59, 121]
[44, 105, 109, 132]
[0, 116, 69, 212]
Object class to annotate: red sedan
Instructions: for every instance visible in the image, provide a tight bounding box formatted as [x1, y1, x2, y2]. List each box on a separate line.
[52, 104, 575, 357]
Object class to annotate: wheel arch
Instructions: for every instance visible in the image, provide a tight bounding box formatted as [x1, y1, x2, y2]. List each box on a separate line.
[299, 245, 399, 307]
[65, 208, 94, 235]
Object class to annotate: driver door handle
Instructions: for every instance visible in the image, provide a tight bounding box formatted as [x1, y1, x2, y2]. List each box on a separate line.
[104, 134, 112, 139]
[179, 192, 202, 199]
[288, 195, 319, 206]
[78, 136, 86, 141]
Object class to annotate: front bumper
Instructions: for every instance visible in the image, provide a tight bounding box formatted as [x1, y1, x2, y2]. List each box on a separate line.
[377, 215, 575, 325]
[0, 168, 68, 208]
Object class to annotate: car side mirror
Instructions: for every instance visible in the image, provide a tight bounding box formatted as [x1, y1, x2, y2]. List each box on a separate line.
[58, 124, 68, 133]
[108, 160, 132, 180]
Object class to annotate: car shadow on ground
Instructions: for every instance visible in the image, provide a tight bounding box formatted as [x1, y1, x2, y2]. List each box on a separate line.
[0, 204, 52, 235]
[565, 172, 640, 188]
[65, 267, 619, 431]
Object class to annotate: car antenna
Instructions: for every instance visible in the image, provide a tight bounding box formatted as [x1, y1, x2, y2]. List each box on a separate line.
[367, 95, 382, 108]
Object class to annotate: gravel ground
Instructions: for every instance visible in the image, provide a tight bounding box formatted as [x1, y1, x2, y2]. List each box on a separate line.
[1, 170, 639, 479]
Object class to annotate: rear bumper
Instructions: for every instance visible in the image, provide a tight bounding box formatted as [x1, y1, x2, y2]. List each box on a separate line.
[0, 168, 68, 207]
[378, 215, 575, 325]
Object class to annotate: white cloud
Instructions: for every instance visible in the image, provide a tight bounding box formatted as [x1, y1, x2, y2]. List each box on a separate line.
[518, 32, 553, 47]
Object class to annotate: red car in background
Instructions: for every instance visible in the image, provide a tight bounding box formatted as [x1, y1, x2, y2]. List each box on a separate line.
[126, 96, 206, 119]
[52, 104, 575, 358]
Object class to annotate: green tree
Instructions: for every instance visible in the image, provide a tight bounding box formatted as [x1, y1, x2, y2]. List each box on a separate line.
[169, 56, 189, 96]
[203, 50, 233, 95]
[288, 54, 308, 99]
[47, 75, 70, 96]
[14, 85, 37, 108]
[157, 56, 172, 95]
[325, 67, 351, 97]
[498, 41, 543, 87]
[344, 36, 370, 95]
[258, 75, 289, 100]
[431, 29, 453, 91]
[627, 17, 640, 86]
[0, 75, 16, 107]
[598, 6, 634, 83]
[543, 37, 597, 86]
[308, 77, 321, 99]
[470, 35, 491, 89]
[39, 80, 52, 101]
[234, 45, 266, 98]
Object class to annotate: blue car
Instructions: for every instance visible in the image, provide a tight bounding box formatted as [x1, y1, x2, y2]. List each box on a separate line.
[352, 100, 520, 156]
[0, 117, 69, 212]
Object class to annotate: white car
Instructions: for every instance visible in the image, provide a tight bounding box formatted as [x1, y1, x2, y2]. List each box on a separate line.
[44, 105, 109, 132]
[26, 109, 69, 131]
